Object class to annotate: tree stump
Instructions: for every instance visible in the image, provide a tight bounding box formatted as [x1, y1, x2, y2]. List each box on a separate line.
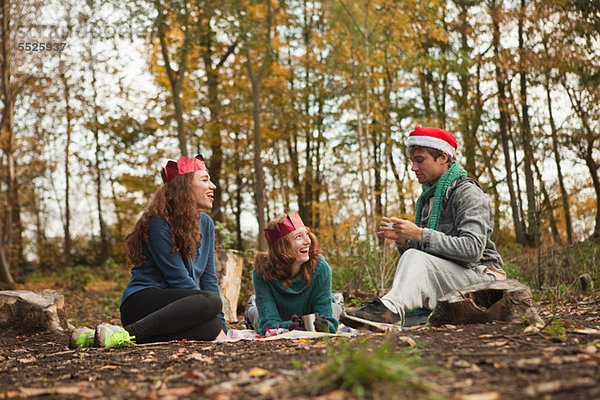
[579, 273, 594, 292]
[0, 290, 70, 333]
[215, 251, 244, 322]
[428, 279, 543, 327]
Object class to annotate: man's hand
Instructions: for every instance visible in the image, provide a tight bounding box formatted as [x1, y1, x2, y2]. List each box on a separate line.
[393, 219, 424, 242]
[378, 217, 423, 244]
[314, 314, 329, 333]
[288, 314, 305, 331]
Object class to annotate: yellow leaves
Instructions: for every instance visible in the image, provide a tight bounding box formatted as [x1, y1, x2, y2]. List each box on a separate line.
[245, 3, 269, 21]
[248, 367, 269, 377]
[453, 392, 500, 400]
[99, 365, 120, 370]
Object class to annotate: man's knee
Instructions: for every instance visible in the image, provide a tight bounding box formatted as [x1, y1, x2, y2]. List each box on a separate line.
[398, 248, 427, 271]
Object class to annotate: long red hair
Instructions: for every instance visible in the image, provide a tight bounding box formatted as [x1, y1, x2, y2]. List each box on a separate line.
[255, 215, 321, 287]
[126, 172, 202, 266]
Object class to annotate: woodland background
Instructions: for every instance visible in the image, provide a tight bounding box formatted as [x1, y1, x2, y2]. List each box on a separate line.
[1, 0, 600, 296]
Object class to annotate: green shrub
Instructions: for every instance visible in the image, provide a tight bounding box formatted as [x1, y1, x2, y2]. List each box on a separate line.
[63, 265, 94, 290]
[501, 240, 599, 292]
[307, 339, 443, 399]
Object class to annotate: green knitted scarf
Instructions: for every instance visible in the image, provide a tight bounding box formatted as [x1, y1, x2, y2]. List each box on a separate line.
[414, 161, 467, 231]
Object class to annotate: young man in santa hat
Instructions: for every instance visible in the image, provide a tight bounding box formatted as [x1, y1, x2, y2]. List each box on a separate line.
[343, 126, 506, 328]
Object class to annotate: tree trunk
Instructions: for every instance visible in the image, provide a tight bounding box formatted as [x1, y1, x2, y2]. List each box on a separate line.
[0, 242, 14, 289]
[242, 0, 273, 251]
[457, 2, 477, 176]
[155, 0, 191, 157]
[565, 86, 600, 238]
[200, 28, 238, 223]
[518, 0, 539, 247]
[583, 143, 600, 238]
[246, 56, 267, 251]
[90, 53, 110, 264]
[545, 73, 573, 243]
[60, 69, 72, 267]
[234, 173, 244, 252]
[533, 161, 561, 244]
[0, 0, 15, 287]
[489, 0, 527, 245]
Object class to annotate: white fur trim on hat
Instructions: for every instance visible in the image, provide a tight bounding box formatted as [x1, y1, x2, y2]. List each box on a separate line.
[407, 135, 455, 156]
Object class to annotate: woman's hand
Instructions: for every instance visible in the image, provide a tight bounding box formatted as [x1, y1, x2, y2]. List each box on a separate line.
[288, 314, 305, 331]
[314, 314, 329, 333]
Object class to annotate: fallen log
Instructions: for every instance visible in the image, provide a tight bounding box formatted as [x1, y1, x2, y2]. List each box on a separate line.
[0, 289, 70, 333]
[428, 279, 543, 327]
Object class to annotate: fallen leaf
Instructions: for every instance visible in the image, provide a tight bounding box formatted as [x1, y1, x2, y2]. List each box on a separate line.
[453, 359, 473, 368]
[100, 365, 120, 370]
[248, 367, 269, 377]
[453, 391, 500, 400]
[186, 353, 213, 363]
[581, 345, 598, 354]
[523, 325, 539, 334]
[549, 355, 580, 365]
[18, 385, 102, 398]
[18, 357, 37, 364]
[485, 340, 509, 347]
[186, 370, 205, 379]
[572, 328, 600, 335]
[515, 357, 542, 368]
[156, 386, 197, 396]
[397, 336, 417, 346]
[452, 378, 473, 389]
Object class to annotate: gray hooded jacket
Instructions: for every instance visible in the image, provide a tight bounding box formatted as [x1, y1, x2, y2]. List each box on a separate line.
[401, 177, 504, 271]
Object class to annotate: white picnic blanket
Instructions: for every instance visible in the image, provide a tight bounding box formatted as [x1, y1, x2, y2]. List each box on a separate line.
[218, 327, 359, 341]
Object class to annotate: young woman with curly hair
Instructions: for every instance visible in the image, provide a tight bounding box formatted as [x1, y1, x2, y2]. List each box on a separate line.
[245, 213, 341, 335]
[69, 155, 225, 348]
[117, 155, 226, 343]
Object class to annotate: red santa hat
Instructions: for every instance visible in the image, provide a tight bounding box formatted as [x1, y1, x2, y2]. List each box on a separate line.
[161, 154, 207, 183]
[407, 126, 457, 157]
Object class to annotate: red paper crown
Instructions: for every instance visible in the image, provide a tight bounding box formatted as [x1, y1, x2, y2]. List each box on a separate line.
[161, 154, 207, 183]
[264, 213, 305, 245]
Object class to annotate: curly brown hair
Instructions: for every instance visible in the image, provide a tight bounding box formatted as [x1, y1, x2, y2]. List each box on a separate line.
[126, 172, 202, 267]
[255, 215, 321, 287]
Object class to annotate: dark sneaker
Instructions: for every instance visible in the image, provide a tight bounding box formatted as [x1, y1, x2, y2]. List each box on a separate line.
[404, 307, 431, 328]
[344, 298, 401, 324]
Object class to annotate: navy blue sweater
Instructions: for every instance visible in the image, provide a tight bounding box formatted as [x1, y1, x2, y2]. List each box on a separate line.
[121, 213, 226, 331]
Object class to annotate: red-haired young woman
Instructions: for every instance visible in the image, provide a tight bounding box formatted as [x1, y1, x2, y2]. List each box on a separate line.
[245, 213, 342, 335]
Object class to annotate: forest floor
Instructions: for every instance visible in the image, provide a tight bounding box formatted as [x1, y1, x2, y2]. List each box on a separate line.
[1, 281, 600, 399]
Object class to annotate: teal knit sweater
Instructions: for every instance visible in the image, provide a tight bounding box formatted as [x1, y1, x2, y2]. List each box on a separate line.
[253, 255, 339, 335]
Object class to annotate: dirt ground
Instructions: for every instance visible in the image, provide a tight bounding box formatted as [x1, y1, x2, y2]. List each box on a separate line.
[1, 285, 600, 399]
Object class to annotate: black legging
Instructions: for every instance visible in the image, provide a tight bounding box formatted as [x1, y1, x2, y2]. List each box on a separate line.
[120, 288, 223, 343]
